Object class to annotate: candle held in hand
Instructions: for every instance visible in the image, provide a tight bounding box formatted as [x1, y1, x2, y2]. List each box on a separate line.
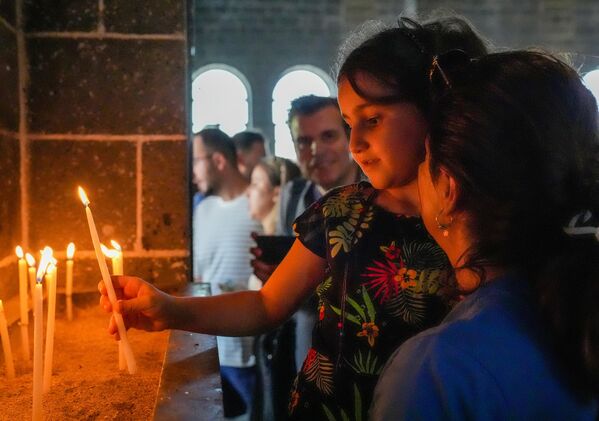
[78, 186, 137, 374]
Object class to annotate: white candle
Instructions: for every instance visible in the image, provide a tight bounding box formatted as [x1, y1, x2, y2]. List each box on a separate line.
[101, 243, 127, 370]
[65, 243, 75, 297]
[16, 246, 28, 326]
[0, 300, 15, 379]
[78, 187, 137, 374]
[43, 259, 57, 393]
[111, 241, 126, 371]
[16, 246, 30, 362]
[110, 240, 124, 275]
[33, 248, 51, 421]
[26, 253, 36, 300]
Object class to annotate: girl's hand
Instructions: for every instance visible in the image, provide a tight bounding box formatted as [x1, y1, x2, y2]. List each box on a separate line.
[98, 275, 176, 339]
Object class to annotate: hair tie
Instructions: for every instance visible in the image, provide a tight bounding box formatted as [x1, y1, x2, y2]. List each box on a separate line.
[563, 211, 599, 241]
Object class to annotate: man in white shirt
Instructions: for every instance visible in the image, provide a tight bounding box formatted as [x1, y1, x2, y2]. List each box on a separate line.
[192, 127, 262, 419]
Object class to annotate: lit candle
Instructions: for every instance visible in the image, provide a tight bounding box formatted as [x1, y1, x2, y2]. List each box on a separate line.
[33, 247, 52, 421]
[78, 187, 137, 374]
[0, 299, 15, 379]
[16, 246, 28, 325]
[16, 246, 30, 362]
[111, 241, 126, 371]
[65, 242, 75, 297]
[66, 243, 75, 321]
[101, 243, 126, 370]
[43, 255, 57, 393]
[26, 253, 36, 299]
[110, 240, 123, 275]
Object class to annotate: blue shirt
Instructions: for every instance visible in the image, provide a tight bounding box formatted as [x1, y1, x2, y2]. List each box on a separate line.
[371, 275, 598, 420]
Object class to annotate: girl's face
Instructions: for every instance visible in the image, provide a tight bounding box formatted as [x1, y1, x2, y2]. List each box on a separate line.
[247, 165, 278, 221]
[338, 72, 427, 192]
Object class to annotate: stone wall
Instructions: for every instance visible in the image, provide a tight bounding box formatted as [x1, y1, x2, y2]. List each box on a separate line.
[192, 0, 599, 144]
[0, 0, 21, 308]
[0, 0, 189, 322]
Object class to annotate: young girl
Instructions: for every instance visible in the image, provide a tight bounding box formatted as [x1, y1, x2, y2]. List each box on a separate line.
[371, 51, 599, 419]
[99, 17, 488, 420]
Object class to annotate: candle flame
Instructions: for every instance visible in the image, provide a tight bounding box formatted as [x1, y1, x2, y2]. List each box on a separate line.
[26, 253, 36, 267]
[16, 245, 24, 259]
[66, 242, 75, 259]
[110, 240, 122, 252]
[36, 247, 53, 282]
[101, 243, 118, 259]
[78, 186, 90, 206]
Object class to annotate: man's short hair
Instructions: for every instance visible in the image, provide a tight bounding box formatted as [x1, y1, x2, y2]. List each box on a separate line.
[196, 127, 237, 166]
[287, 95, 350, 137]
[232, 130, 265, 153]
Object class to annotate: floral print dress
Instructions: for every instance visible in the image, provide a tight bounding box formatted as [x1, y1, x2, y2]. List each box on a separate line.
[288, 182, 454, 420]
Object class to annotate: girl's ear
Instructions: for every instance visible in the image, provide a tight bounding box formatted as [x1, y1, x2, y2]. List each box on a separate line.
[436, 168, 460, 216]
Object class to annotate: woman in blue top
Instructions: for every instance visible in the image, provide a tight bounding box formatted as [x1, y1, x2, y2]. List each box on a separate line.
[371, 51, 599, 419]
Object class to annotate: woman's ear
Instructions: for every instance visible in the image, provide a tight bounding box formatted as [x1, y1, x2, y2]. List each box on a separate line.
[272, 186, 281, 204]
[436, 168, 460, 216]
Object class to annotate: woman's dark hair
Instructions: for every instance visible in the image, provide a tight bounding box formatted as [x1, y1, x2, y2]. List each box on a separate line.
[427, 51, 599, 395]
[255, 156, 301, 188]
[336, 16, 489, 118]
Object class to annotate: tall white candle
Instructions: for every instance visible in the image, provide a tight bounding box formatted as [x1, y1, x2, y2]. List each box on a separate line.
[66, 243, 75, 297]
[32, 282, 44, 421]
[78, 187, 137, 374]
[33, 248, 51, 421]
[101, 243, 127, 370]
[111, 241, 126, 371]
[43, 259, 57, 393]
[16, 247, 31, 362]
[0, 300, 15, 379]
[26, 253, 36, 300]
[16, 246, 28, 326]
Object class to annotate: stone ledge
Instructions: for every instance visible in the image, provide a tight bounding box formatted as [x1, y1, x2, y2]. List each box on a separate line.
[153, 283, 223, 420]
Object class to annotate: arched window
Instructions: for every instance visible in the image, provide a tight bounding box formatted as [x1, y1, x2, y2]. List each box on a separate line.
[192, 65, 251, 136]
[272, 66, 335, 160]
[583, 69, 599, 103]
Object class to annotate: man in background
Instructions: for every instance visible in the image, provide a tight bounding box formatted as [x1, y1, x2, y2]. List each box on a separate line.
[233, 130, 267, 180]
[192, 127, 262, 419]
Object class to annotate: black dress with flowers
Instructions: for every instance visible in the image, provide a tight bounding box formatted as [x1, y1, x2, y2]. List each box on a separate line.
[288, 182, 454, 420]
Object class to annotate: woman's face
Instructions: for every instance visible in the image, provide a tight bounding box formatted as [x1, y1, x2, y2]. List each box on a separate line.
[338, 72, 428, 192]
[247, 165, 278, 221]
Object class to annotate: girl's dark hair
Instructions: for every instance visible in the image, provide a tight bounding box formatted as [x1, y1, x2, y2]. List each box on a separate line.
[336, 16, 489, 117]
[428, 51, 599, 395]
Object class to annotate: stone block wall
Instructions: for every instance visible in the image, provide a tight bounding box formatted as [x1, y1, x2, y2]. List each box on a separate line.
[0, 0, 21, 309]
[0, 0, 189, 323]
[192, 0, 599, 144]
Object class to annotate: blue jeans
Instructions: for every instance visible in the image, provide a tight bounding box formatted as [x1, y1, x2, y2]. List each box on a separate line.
[220, 365, 257, 417]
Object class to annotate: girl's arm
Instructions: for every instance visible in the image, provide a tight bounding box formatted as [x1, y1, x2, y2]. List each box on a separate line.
[100, 239, 326, 337]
